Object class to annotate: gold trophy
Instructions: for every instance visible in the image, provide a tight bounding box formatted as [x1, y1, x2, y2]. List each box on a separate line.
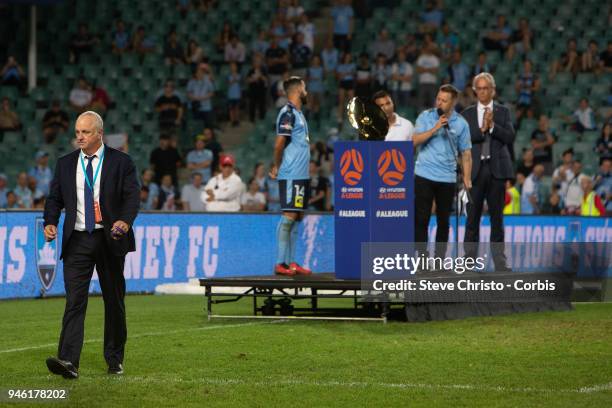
[346, 97, 389, 141]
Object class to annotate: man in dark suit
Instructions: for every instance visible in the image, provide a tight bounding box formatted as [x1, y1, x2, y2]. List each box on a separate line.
[461, 73, 515, 270]
[43, 111, 139, 378]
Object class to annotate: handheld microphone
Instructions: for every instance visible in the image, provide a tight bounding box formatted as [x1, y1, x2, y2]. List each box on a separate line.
[436, 108, 449, 129]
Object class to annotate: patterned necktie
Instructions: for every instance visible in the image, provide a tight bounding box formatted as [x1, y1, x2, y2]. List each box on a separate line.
[482, 107, 491, 159]
[84, 155, 95, 233]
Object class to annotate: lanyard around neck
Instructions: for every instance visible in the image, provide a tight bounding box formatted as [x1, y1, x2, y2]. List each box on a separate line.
[80, 146, 105, 192]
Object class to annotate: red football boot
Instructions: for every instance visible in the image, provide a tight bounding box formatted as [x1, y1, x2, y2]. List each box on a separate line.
[274, 263, 295, 276]
[289, 262, 312, 275]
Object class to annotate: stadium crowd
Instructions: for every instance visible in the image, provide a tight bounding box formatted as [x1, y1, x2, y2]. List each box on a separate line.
[0, 0, 610, 215]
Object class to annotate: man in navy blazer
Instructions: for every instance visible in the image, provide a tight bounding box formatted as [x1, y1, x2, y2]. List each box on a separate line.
[43, 111, 139, 378]
[461, 73, 515, 270]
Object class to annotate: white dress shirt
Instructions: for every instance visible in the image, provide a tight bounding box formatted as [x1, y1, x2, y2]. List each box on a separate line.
[75, 144, 104, 231]
[477, 101, 494, 160]
[204, 172, 243, 212]
[385, 114, 415, 142]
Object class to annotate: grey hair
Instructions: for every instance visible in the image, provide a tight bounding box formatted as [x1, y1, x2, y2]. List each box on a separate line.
[77, 110, 104, 132]
[472, 72, 496, 91]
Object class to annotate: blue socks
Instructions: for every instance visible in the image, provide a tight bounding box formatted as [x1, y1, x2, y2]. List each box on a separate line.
[286, 219, 300, 265]
[276, 216, 295, 265]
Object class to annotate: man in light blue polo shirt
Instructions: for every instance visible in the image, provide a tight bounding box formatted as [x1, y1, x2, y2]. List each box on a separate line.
[413, 84, 472, 255]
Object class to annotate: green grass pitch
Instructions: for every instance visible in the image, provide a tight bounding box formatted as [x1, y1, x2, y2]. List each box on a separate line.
[0, 295, 611, 407]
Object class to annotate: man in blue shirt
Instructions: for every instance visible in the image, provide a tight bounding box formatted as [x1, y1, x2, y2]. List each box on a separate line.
[269, 76, 312, 276]
[330, 0, 354, 51]
[413, 84, 472, 256]
[187, 64, 215, 128]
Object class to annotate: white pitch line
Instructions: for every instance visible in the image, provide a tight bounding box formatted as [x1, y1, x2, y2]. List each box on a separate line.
[94, 376, 612, 395]
[0, 321, 279, 354]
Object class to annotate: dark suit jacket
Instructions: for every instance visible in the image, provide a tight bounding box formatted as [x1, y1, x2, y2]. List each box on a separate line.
[461, 103, 515, 180]
[44, 145, 140, 259]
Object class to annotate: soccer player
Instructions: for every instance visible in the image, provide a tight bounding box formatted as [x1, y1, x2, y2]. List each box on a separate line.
[269, 76, 312, 276]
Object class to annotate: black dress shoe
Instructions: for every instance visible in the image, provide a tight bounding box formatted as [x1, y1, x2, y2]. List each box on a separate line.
[108, 363, 124, 375]
[496, 265, 513, 273]
[46, 357, 78, 379]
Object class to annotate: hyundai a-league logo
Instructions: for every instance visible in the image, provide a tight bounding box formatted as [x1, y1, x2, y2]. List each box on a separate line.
[377, 149, 406, 186]
[340, 149, 364, 186]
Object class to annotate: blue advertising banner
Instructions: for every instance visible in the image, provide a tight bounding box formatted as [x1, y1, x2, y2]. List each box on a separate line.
[0, 211, 609, 299]
[334, 141, 414, 279]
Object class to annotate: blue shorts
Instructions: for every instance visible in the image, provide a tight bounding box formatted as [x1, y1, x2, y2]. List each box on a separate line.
[279, 179, 311, 212]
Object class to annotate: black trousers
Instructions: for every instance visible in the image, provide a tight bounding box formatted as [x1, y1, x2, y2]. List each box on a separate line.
[249, 90, 266, 122]
[464, 160, 507, 266]
[58, 230, 126, 368]
[414, 175, 455, 257]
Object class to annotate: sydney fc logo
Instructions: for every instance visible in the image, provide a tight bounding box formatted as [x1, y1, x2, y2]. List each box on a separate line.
[35, 218, 57, 292]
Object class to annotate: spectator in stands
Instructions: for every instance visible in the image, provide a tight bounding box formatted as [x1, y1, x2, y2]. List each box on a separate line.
[0, 97, 22, 132]
[552, 148, 575, 194]
[507, 18, 534, 60]
[199, 127, 222, 175]
[186, 39, 205, 71]
[181, 173, 207, 211]
[543, 185, 563, 215]
[215, 21, 234, 55]
[515, 59, 540, 121]
[290, 32, 311, 78]
[354, 52, 372, 99]
[269, 15, 290, 49]
[503, 179, 521, 215]
[563, 160, 588, 215]
[252, 163, 268, 192]
[580, 177, 606, 216]
[483, 14, 512, 57]
[472, 51, 493, 76]
[273, 71, 290, 108]
[69, 77, 93, 113]
[69, 23, 98, 63]
[131, 26, 156, 56]
[336, 52, 355, 122]
[306, 55, 324, 120]
[595, 122, 612, 161]
[549, 39, 580, 79]
[265, 38, 290, 87]
[313, 141, 333, 176]
[111, 20, 130, 54]
[390, 49, 413, 109]
[227, 62, 242, 127]
[565, 98, 596, 133]
[321, 37, 339, 76]
[531, 114, 556, 175]
[436, 23, 459, 62]
[186, 134, 213, 183]
[456, 85, 477, 113]
[5, 191, 19, 209]
[422, 33, 441, 57]
[187, 63, 215, 128]
[140, 185, 152, 210]
[241, 178, 266, 212]
[155, 80, 184, 133]
[27, 175, 44, 204]
[157, 174, 177, 211]
[89, 80, 112, 115]
[42, 100, 69, 144]
[28, 151, 52, 196]
[330, 0, 354, 51]
[369, 28, 395, 60]
[14, 172, 32, 209]
[372, 53, 390, 93]
[204, 155, 243, 212]
[224, 35, 246, 65]
[516, 148, 535, 178]
[419, 0, 444, 33]
[594, 158, 612, 214]
[415, 44, 440, 111]
[520, 163, 544, 214]
[140, 169, 159, 210]
[164, 30, 185, 66]
[246, 55, 268, 122]
[308, 160, 330, 211]
[445, 49, 470, 91]
[400, 34, 419, 64]
[581, 40, 602, 74]
[297, 14, 315, 52]
[600, 41, 612, 73]
[265, 162, 281, 212]
[1, 55, 25, 88]
[176, 0, 191, 18]
[286, 0, 305, 23]
[150, 134, 182, 185]
[0, 173, 7, 209]
[250, 29, 270, 56]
